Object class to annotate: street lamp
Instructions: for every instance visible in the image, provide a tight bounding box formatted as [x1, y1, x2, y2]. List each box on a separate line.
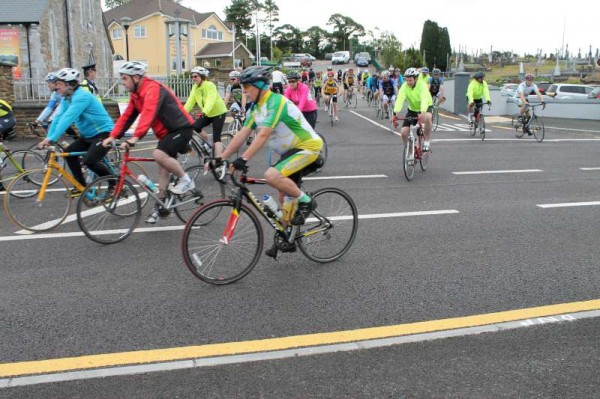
[120, 17, 132, 61]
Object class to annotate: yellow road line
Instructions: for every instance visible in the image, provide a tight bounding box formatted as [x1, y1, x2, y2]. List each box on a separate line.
[1, 298, 598, 378]
[440, 113, 461, 120]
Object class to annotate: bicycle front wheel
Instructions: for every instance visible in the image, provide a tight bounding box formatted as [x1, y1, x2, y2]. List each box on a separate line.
[77, 176, 141, 244]
[531, 116, 545, 142]
[432, 107, 440, 131]
[174, 164, 226, 223]
[479, 115, 486, 141]
[298, 187, 358, 263]
[4, 169, 71, 231]
[182, 200, 264, 285]
[403, 138, 416, 181]
[351, 94, 358, 109]
[470, 118, 478, 136]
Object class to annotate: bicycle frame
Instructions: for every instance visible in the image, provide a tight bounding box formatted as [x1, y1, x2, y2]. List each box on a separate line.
[0, 143, 25, 173]
[36, 149, 88, 202]
[398, 117, 424, 160]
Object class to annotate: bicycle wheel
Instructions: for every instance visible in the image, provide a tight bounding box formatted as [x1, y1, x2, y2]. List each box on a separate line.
[432, 106, 440, 131]
[4, 169, 71, 231]
[351, 93, 358, 109]
[182, 200, 263, 285]
[403, 137, 416, 181]
[419, 135, 429, 171]
[531, 116, 545, 142]
[329, 104, 334, 126]
[174, 164, 226, 223]
[315, 133, 327, 173]
[1, 150, 45, 188]
[27, 144, 67, 175]
[77, 176, 141, 244]
[479, 114, 486, 141]
[470, 118, 478, 136]
[297, 187, 358, 263]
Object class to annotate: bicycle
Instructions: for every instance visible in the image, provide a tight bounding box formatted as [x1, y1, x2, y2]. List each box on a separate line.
[0, 141, 46, 193]
[395, 116, 429, 181]
[431, 101, 440, 132]
[181, 159, 358, 285]
[513, 103, 545, 142]
[314, 85, 322, 107]
[4, 144, 148, 232]
[470, 102, 490, 141]
[344, 87, 358, 109]
[326, 95, 338, 126]
[76, 144, 226, 244]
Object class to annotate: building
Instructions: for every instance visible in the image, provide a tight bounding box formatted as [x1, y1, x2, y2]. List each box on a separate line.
[0, 0, 113, 81]
[104, 0, 252, 76]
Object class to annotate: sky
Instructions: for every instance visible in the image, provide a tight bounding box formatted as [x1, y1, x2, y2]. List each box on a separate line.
[178, 0, 600, 57]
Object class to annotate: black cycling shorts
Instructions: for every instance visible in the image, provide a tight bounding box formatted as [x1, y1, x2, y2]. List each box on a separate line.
[157, 128, 194, 158]
[402, 107, 433, 128]
[193, 112, 226, 142]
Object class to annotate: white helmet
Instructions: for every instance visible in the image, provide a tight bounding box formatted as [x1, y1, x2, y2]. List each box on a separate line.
[229, 70, 241, 78]
[119, 61, 147, 76]
[191, 66, 209, 76]
[404, 67, 419, 78]
[55, 68, 81, 83]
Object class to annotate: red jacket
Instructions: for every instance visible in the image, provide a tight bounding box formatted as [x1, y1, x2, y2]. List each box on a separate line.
[111, 77, 193, 140]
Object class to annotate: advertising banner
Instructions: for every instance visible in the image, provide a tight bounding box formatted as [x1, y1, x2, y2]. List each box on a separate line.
[0, 29, 21, 79]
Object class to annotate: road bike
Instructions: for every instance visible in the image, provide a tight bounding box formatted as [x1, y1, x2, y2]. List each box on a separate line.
[344, 86, 358, 109]
[326, 95, 338, 126]
[0, 141, 45, 192]
[76, 145, 225, 244]
[513, 103, 545, 142]
[470, 102, 490, 141]
[431, 103, 440, 132]
[396, 116, 429, 181]
[181, 159, 358, 285]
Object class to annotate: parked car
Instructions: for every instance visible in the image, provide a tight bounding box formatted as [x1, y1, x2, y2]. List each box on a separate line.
[588, 87, 600, 99]
[305, 53, 316, 61]
[354, 52, 371, 64]
[290, 53, 312, 67]
[536, 82, 552, 95]
[355, 57, 369, 67]
[332, 51, 350, 64]
[546, 84, 594, 99]
[500, 83, 519, 96]
[324, 53, 333, 61]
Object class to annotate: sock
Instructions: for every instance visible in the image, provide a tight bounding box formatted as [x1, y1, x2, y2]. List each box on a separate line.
[181, 174, 191, 183]
[298, 192, 311, 203]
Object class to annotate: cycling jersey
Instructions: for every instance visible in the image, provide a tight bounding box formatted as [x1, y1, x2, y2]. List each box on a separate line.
[184, 80, 227, 117]
[244, 91, 322, 156]
[313, 78, 322, 88]
[393, 79, 433, 114]
[379, 79, 396, 97]
[225, 83, 244, 106]
[467, 79, 491, 103]
[37, 90, 62, 123]
[323, 79, 338, 95]
[369, 77, 379, 92]
[429, 76, 443, 95]
[345, 74, 355, 86]
[514, 82, 540, 97]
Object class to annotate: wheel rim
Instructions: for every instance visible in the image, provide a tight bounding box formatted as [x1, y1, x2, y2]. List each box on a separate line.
[174, 164, 226, 223]
[403, 140, 415, 180]
[532, 116, 545, 142]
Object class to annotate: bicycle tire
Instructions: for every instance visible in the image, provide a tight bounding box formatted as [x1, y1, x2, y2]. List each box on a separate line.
[419, 133, 429, 171]
[297, 187, 358, 263]
[182, 200, 263, 285]
[531, 116, 545, 142]
[432, 107, 440, 131]
[174, 164, 227, 223]
[403, 137, 416, 181]
[479, 114, 486, 141]
[470, 118, 478, 136]
[77, 176, 141, 244]
[0, 150, 46, 188]
[351, 93, 358, 109]
[27, 143, 67, 174]
[4, 169, 71, 231]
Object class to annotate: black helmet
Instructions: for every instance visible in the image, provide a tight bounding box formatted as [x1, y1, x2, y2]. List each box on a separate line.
[240, 65, 272, 85]
[286, 71, 301, 81]
[473, 71, 485, 79]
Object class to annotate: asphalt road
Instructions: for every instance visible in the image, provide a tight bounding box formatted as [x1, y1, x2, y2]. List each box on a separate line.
[1, 98, 599, 397]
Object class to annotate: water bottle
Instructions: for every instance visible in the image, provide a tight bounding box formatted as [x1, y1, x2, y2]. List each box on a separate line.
[282, 195, 296, 223]
[263, 195, 283, 219]
[138, 174, 159, 193]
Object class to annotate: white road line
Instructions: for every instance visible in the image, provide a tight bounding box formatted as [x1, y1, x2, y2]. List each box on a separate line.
[349, 111, 401, 137]
[537, 201, 600, 209]
[453, 169, 543, 175]
[304, 174, 388, 180]
[0, 209, 459, 242]
[580, 167, 600, 171]
[545, 126, 600, 134]
[436, 123, 457, 131]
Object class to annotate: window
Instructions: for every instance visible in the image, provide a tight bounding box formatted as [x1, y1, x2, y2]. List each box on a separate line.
[112, 28, 122, 39]
[134, 26, 146, 38]
[80, 0, 94, 30]
[215, 59, 221, 67]
[202, 25, 223, 40]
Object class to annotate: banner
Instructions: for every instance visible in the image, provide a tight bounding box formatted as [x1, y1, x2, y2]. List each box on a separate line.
[0, 29, 21, 79]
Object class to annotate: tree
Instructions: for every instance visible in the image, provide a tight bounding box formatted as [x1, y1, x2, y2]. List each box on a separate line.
[224, 0, 256, 43]
[273, 24, 303, 54]
[419, 20, 451, 71]
[262, 0, 279, 60]
[304, 26, 330, 59]
[327, 14, 365, 53]
[377, 31, 402, 70]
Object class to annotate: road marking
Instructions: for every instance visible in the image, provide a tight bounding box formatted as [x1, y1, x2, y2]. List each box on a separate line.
[440, 113, 460, 120]
[545, 126, 600, 134]
[304, 174, 388, 180]
[349, 110, 400, 136]
[0, 299, 598, 387]
[436, 123, 457, 131]
[0, 209, 459, 242]
[491, 125, 516, 131]
[580, 167, 600, 171]
[453, 169, 543, 175]
[537, 201, 600, 209]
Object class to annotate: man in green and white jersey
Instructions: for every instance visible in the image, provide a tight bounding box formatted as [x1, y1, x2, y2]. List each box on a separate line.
[219, 66, 323, 227]
[392, 67, 434, 152]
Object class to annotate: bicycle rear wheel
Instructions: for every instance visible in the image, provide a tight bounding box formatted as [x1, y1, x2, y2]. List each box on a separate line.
[531, 116, 545, 142]
[419, 134, 429, 171]
[4, 169, 71, 231]
[479, 114, 486, 141]
[1, 150, 46, 188]
[297, 187, 358, 263]
[182, 200, 263, 285]
[174, 164, 226, 223]
[77, 176, 141, 244]
[403, 137, 416, 181]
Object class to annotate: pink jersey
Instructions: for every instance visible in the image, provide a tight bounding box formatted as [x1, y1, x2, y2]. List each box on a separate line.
[284, 82, 317, 113]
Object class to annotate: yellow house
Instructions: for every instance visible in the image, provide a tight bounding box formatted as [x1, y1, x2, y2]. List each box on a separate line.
[104, 0, 245, 75]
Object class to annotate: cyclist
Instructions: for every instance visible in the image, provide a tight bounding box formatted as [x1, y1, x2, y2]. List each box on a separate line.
[378, 71, 397, 118]
[369, 72, 380, 103]
[343, 68, 356, 103]
[336, 68, 343, 83]
[80, 63, 100, 100]
[216, 66, 323, 256]
[429, 68, 446, 107]
[0, 98, 16, 141]
[308, 68, 316, 85]
[467, 71, 491, 125]
[37, 68, 114, 196]
[392, 67, 434, 152]
[322, 71, 340, 121]
[184, 66, 228, 158]
[102, 61, 196, 223]
[300, 68, 309, 84]
[313, 71, 322, 103]
[514, 73, 545, 134]
[360, 69, 370, 97]
[224, 70, 247, 118]
[271, 66, 286, 94]
[284, 71, 318, 129]
[33, 73, 78, 137]
[419, 67, 430, 88]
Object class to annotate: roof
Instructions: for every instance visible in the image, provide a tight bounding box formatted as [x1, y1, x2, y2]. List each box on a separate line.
[195, 42, 251, 58]
[104, 0, 222, 28]
[0, 0, 48, 23]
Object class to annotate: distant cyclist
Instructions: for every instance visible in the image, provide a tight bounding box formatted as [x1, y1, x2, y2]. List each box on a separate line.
[429, 68, 446, 107]
[467, 71, 491, 125]
[284, 71, 318, 128]
[224, 70, 247, 117]
[514, 73, 545, 134]
[322, 71, 340, 121]
[378, 71, 397, 118]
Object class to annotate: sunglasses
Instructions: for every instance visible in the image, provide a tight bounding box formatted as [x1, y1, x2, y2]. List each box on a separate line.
[230, 78, 237, 80]
[288, 80, 297, 83]
[192, 74, 200, 78]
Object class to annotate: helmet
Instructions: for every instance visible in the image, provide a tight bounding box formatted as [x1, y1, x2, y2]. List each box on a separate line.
[118, 61, 148, 76]
[287, 71, 301, 81]
[388, 66, 394, 71]
[473, 71, 485, 79]
[55, 68, 81, 83]
[191, 66, 209, 77]
[525, 73, 534, 80]
[45, 72, 58, 82]
[382, 71, 390, 77]
[403, 67, 419, 78]
[229, 70, 241, 78]
[432, 68, 441, 75]
[327, 66, 333, 71]
[421, 67, 429, 74]
[327, 71, 334, 77]
[239, 65, 272, 85]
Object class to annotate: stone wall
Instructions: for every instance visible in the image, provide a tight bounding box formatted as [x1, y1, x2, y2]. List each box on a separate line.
[0, 64, 14, 103]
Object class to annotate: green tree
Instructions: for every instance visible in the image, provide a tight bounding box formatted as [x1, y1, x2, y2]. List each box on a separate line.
[419, 20, 452, 71]
[304, 26, 330, 59]
[262, 0, 279, 60]
[273, 24, 303, 54]
[225, 0, 256, 43]
[377, 31, 402, 70]
[327, 14, 365, 52]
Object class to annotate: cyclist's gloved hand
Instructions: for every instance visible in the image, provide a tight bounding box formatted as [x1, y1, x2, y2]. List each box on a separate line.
[231, 157, 247, 171]
[487, 101, 492, 106]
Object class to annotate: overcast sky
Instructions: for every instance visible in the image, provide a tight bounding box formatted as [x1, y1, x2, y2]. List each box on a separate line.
[178, 0, 599, 57]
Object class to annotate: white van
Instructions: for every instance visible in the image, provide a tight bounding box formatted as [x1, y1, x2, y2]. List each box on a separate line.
[332, 51, 350, 65]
